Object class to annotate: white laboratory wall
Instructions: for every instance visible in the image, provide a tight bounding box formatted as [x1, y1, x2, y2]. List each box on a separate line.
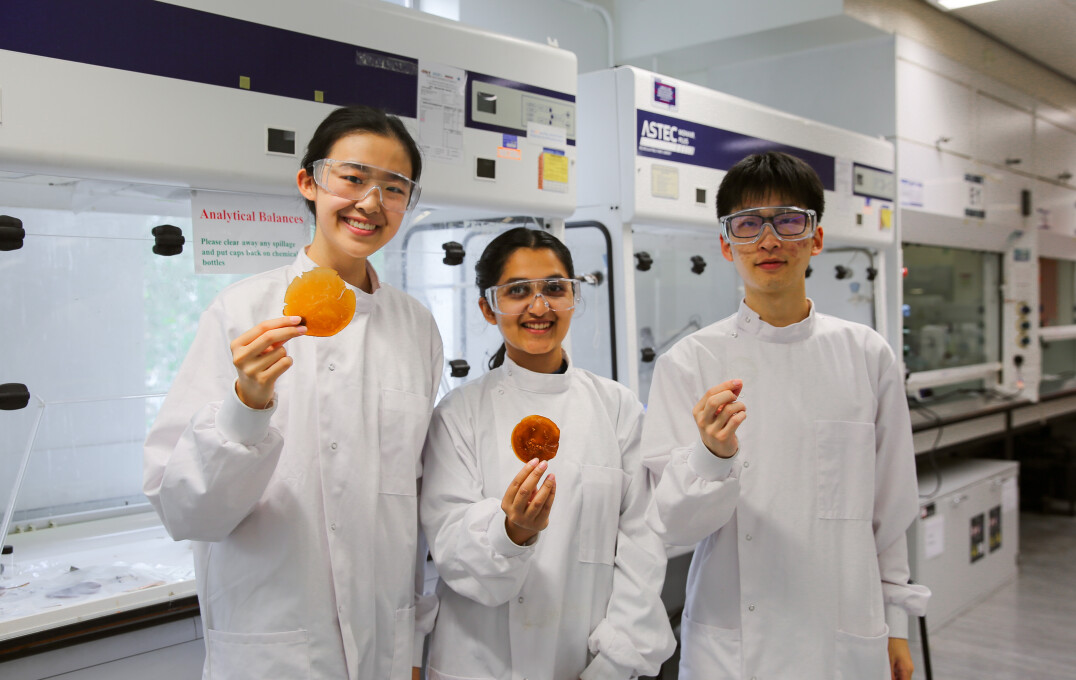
[613, 0, 846, 64]
[706, 35, 897, 140]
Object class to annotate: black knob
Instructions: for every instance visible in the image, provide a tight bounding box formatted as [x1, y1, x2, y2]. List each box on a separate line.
[835, 265, 852, 280]
[641, 347, 656, 362]
[1019, 336, 1030, 347]
[0, 215, 25, 252]
[448, 359, 470, 378]
[442, 241, 465, 266]
[0, 383, 30, 411]
[805, 265, 813, 279]
[689, 255, 706, 275]
[152, 225, 185, 256]
[866, 267, 878, 281]
[635, 252, 653, 272]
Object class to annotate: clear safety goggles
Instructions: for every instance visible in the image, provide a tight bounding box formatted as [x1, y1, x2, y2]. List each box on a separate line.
[310, 159, 421, 214]
[719, 206, 817, 245]
[484, 278, 582, 316]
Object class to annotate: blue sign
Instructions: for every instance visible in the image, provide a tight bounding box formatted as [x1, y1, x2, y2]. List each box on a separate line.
[635, 110, 836, 191]
[654, 80, 676, 107]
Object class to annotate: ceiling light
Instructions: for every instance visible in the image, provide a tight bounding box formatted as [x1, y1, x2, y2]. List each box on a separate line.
[937, 0, 1001, 9]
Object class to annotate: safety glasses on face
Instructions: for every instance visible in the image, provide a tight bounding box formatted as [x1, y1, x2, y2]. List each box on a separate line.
[484, 278, 582, 316]
[309, 159, 421, 214]
[720, 206, 817, 245]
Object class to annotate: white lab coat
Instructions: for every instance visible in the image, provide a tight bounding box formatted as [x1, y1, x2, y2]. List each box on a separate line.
[420, 355, 675, 680]
[643, 301, 930, 680]
[144, 250, 443, 680]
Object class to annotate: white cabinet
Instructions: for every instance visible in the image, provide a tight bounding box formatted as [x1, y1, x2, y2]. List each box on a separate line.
[1034, 179, 1076, 235]
[1034, 118, 1076, 187]
[975, 93, 1033, 171]
[897, 60, 975, 157]
[907, 458, 1019, 635]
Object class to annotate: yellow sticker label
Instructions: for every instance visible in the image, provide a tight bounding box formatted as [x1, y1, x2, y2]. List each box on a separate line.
[881, 206, 893, 230]
[239, 76, 251, 90]
[541, 153, 568, 184]
[314, 90, 325, 103]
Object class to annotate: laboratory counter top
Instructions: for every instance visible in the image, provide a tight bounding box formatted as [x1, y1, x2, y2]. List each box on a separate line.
[909, 386, 1076, 455]
[0, 512, 196, 660]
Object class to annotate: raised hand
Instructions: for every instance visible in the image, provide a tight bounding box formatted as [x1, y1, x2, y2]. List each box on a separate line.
[501, 458, 556, 545]
[693, 379, 746, 458]
[231, 316, 307, 409]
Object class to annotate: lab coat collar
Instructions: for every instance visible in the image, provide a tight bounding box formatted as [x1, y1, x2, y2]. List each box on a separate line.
[501, 353, 573, 394]
[735, 298, 816, 344]
[294, 249, 380, 314]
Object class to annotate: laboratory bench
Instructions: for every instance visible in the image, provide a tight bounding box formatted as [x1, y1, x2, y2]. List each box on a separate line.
[0, 511, 197, 663]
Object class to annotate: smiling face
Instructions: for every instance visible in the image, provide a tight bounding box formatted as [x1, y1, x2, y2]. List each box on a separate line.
[720, 192, 824, 307]
[298, 132, 412, 285]
[480, 247, 574, 374]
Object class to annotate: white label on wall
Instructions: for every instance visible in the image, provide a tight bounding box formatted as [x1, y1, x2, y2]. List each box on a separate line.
[1002, 476, 1018, 513]
[418, 61, 465, 164]
[192, 191, 308, 274]
[650, 164, 679, 199]
[965, 173, 985, 219]
[900, 178, 924, 208]
[923, 514, 945, 560]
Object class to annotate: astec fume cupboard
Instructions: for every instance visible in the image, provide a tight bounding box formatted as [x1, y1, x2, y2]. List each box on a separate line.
[570, 66, 898, 403]
[0, 0, 579, 675]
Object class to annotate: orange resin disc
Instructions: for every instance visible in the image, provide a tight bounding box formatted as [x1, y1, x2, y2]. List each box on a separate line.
[282, 267, 356, 337]
[511, 415, 561, 463]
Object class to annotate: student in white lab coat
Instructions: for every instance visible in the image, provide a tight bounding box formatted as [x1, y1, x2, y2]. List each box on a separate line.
[642, 151, 930, 680]
[143, 106, 442, 680]
[420, 228, 675, 680]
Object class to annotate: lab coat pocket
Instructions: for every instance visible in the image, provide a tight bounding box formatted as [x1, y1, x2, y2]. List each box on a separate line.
[205, 628, 311, 680]
[379, 389, 429, 496]
[834, 626, 890, 680]
[678, 615, 741, 679]
[577, 464, 623, 565]
[815, 420, 875, 520]
[390, 605, 416, 680]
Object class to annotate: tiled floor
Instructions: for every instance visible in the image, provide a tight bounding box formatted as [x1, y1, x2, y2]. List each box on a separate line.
[909, 512, 1076, 680]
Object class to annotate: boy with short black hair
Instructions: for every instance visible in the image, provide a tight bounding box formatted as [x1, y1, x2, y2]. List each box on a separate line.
[643, 151, 929, 679]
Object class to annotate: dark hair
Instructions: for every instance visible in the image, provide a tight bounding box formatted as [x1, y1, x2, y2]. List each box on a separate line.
[300, 106, 423, 215]
[475, 227, 575, 370]
[716, 151, 825, 222]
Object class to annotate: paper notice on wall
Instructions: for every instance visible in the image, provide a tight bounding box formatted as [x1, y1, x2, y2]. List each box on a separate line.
[539, 149, 568, 193]
[1002, 476, 1018, 513]
[418, 62, 465, 164]
[527, 121, 567, 148]
[835, 158, 852, 197]
[900, 178, 924, 208]
[922, 514, 945, 560]
[651, 164, 679, 199]
[965, 173, 985, 219]
[192, 191, 308, 274]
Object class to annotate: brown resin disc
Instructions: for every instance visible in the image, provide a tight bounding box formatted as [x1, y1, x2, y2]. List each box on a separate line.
[282, 267, 356, 337]
[511, 414, 561, 463]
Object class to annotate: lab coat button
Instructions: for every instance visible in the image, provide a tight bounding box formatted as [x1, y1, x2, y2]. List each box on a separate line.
[731, 332, 738, 338]
[330, 442, 338, 450]
[328, 363, 336, 371]
[745, 534, 752, 541]
[330, 523, 336, 531]
[748, 604, 755, 611]
[518, 596, 524, 603]
[743, 461, 750, 468]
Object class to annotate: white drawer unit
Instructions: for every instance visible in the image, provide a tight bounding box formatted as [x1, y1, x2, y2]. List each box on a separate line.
[908, 458, 1020, 635]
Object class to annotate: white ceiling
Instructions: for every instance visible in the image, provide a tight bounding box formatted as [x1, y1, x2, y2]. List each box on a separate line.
[940, 0, 1076, 84]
